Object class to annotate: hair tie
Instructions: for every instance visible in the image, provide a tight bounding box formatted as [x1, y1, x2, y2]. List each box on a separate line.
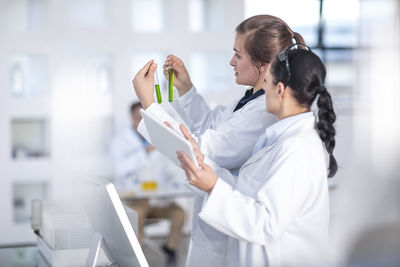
[317, 85, 326, 94]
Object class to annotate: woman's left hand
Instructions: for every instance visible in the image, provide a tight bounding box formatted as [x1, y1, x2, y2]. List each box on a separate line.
[132, 60, 157, 109]
[178, 124, 204, 163]
[177, 151, 217, 194]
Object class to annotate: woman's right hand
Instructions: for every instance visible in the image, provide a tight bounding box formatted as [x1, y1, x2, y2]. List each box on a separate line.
[132, 60, 156, 109]
[163, 55, 193, 97]
[177, 149, 217, 194]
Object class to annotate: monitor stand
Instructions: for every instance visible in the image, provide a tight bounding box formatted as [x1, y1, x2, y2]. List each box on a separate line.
[85, 232, 117, 267]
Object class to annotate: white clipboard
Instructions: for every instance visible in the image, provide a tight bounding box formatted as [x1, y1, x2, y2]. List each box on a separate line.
[140, 109, 199, 168]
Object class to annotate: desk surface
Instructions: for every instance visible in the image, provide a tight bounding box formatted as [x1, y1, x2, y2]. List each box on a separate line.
[0, 245, 38, 267]
[117, 182, 194, 200]
[0, 245, 110, 267]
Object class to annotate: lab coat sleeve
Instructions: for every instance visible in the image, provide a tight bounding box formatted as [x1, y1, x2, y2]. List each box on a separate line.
[183, 180, 207, 197]
[198, 145, 308, 246]
[200, 100, 273, 170]
[204, 156, 237, 187]
[171, 86, 228, 136]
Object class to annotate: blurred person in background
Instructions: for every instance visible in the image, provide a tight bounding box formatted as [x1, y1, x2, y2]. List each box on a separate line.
[110, 102, 185, 264]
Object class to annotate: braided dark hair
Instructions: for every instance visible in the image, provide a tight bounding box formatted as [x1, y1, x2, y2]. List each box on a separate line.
[270, 49, 338, 178]
[317, 86, 337, 177]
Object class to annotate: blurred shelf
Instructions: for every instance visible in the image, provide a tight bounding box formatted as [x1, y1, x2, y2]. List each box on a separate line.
[8, 159, 52, 179]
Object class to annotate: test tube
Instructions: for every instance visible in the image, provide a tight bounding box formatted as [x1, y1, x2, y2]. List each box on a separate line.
[168, 67, 173, 102]
[154, 68, 162, 103]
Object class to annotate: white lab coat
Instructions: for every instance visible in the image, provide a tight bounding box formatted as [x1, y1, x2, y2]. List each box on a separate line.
[198, 112, 330, 267]
[138, 86, 277, 267]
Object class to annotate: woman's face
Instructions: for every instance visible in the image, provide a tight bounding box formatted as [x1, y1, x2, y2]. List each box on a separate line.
[264, 66, 280, 115]
[229, 33, 260, 86]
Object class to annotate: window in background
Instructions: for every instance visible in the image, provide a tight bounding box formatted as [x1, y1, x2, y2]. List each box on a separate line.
[189, 52, 231, 93]
[73, 57, 114, 96]
[313, 49, 356, 102]
[67, 0, 110, 29]
[9, 54, 48, 98]
[52, 56, 113, 156]
[324, 0, 360, 47]
[13, 181, 48, 223]
[189, 0, 227, 32]
[245, 0, 360, 106]
[244, 0, 320, 47]
[11, 119, 50, 159]
[325, 51, 356, 104]
[320, 0, 359, 106]
[58, 56, 113, 96]
[131, 0, 170, 32]
[2, 0, 46, 31]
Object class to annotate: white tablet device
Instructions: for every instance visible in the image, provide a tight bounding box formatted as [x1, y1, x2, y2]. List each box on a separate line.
[140, 109, 199, 168]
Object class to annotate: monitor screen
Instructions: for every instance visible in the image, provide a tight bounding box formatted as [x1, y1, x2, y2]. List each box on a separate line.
[79, 176, 149, 267]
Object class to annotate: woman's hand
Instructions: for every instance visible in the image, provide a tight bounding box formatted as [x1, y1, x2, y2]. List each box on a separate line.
[164, 122, 216, 193]
[146, 145, 155, 154]
[177, 151, 217, 194]
[178, 124, 204, 163]
[132, 60, 157, 109]
[177, 124, 216, 193]
[163, 55, 193, 97]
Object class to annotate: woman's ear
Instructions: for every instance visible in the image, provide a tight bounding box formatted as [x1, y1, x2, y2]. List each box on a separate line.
[260, 63, 270, 73]
[276, 82, 286, 97]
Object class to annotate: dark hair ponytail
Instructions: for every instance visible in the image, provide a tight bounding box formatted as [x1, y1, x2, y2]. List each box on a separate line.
[270, 49, 338, 178]
[316, 87, 337, 177]
[293, 32, 305, 46]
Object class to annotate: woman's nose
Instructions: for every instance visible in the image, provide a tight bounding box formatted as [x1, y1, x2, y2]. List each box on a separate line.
[229, 56, 235, 67]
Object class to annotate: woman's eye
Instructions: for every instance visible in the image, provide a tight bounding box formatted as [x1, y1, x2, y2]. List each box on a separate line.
[235, 54, 241, 59]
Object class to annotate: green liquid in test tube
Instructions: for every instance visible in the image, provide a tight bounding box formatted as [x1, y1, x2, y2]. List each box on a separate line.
[168, 67, 173, 102]
[154, 69, 162, 103]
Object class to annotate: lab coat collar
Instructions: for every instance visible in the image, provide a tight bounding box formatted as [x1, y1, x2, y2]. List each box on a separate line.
[265, 111, 315, 147]
[242, 112, 316, 169]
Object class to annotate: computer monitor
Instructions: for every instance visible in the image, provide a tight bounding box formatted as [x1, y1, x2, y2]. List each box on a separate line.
[79, 176, 149, 267]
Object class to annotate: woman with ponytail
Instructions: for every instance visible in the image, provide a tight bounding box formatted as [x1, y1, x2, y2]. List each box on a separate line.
[176, 46, 337, 266]
[133, 15, 308, 267]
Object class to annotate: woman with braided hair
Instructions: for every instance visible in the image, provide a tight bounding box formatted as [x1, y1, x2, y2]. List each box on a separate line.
[133, 15, 309, 267]
[176, 45, 337, 266]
